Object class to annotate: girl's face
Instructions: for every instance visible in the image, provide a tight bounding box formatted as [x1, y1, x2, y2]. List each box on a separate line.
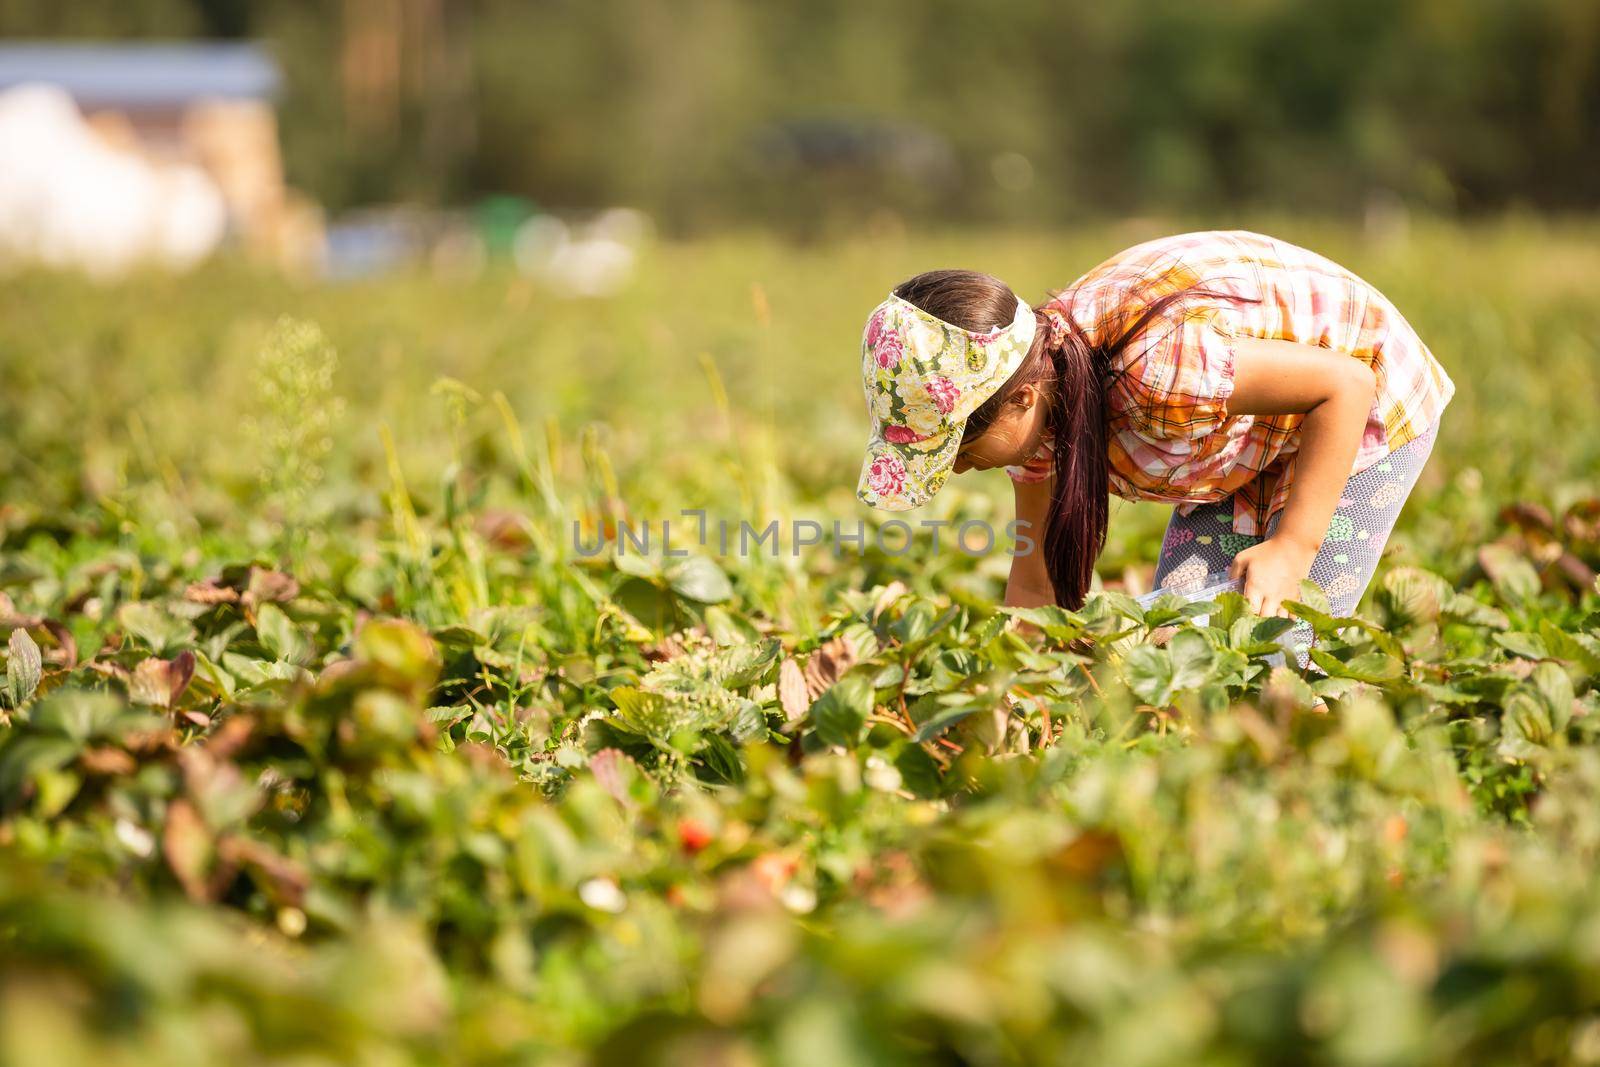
[952, 383, 1048, 474]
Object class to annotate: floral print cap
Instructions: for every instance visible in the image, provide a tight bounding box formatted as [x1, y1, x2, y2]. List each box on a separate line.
[856, 292, 1036, 510]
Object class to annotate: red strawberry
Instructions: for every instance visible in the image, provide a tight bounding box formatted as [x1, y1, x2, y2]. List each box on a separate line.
[677, 818, 713, 854]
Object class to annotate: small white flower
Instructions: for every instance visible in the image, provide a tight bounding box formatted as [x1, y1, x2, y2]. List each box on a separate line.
[579, 877, 626, 913]
[115, 818, 154, 857]
[276, 907, 307, 937]
[780, 883, 817, 914]
[864, 756, 903, 793]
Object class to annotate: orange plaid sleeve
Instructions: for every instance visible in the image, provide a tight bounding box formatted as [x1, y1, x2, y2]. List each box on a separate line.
[1111, 307, 1238, 443]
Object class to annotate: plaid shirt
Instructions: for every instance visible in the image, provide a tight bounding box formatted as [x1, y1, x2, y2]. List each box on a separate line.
[1006, 230, 1456, 536]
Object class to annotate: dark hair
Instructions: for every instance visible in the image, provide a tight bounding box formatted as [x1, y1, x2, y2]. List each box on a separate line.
[892, 267, 1245, 610]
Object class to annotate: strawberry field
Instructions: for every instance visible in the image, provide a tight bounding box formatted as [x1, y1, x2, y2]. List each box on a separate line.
[2, 220, 1600, 1066]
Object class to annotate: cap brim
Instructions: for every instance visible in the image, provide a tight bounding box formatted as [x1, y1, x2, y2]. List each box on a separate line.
[855, 424, 963, 511]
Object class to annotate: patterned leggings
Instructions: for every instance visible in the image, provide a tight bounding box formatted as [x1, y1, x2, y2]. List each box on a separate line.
[1151, 420, 1440, 669]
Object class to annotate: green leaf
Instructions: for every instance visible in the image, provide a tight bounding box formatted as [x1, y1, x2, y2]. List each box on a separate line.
[0, 735, 80, 802]
[727, 700, 767, 744]
[610, 687, 681, 745]
[1345, 651, 1404, 683]
[1377, 567, 1450, 628]
[1000, 604, 1086, 642]
[613, 553, 660, 579]
[1251, 617, 1298, 642]
[6, 627, 42, 709]
[431, 625, 491, 650]
[1311, 676, 1363, 701]
[1124, 632, 1215, 707]
[890, 600, 937, 644]
[1536, 620, 1600, 674]
[871, 662, 905, 689]
[1530, 662, 1575, 733]
[1122, 645, 1172, 706]
[911, 704, 980, 744]
[666, 555, 733, 604]
[1493, 632, 1549, 661]
[1283, 600, 1356, 637]
[1168, 630, 1218, 687]
[356, 618, 439, 682]
[1210, 590, 1250, 632]
[1227, 616, 1296, 657]
[1478, 544, 1541, 605]
[811, 674, 873, 749]
[1443, 591, 1510, 630]
[697, 733, 745, 784]
[704, 605, 761, 645]
[1500, 689, 1555, 755]
[1084, 591, 1145, 627]
[704, 639, 780, 688]
[116, 601, 195, 656]
[1262, 665, 1318, 710]
[894, 743, 943, 797]
[28, 690, 134, 743]
[427, 704, 473, 727]
[256, 603, 310, 664]
[221, 652, 305, 687]
[1418, 681, 1478, 705]
[1309, 649, 1402, 684]
[969, 611, 1011, 647]
[1293, 578, 1333, 615]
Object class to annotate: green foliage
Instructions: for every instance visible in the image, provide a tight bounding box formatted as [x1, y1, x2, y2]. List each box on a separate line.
[11, 2, 1600, 221]
[247, 317, 346, 566]
[0, 225, 1598, 1062]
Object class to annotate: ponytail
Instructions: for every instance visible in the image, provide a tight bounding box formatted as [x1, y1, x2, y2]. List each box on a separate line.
[1033, 288, 1248, 608]
[1038, 308, 1111, 609]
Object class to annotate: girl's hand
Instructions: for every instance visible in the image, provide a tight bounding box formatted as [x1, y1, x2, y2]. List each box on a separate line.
[1227, 536, 1319, 617]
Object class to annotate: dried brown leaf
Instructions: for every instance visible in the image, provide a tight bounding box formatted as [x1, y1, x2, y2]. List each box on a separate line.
[164, 650, 197, 704]
[87, 660, 130, 682]
[870, 581, 908, 622]
[39, 619, 76, 668]
[802, 635, 858, 702]
[80, 746, 137, 776]
[163, 799, 214, 902]
[1, 616, 77, 669]
[126, 651, 197, 709]
[1046, 829, 1125, 881]
[218, 836, 309, 907]
[1557, 551, 1597, 590]
[129, 659, 173, 707]
[1563, 499, 1600, 547]
[590, 747, 640, 805]
[206, 715, 256, 761]
[243, 568, 300, 609]
[778, 658, 810, 722]
[641, 633, 689, 663]
[1498, 501, 1555, 535]
[122, 727, 177, 755]
[476, 509, 534, 550]
[184, 580, 240, 606]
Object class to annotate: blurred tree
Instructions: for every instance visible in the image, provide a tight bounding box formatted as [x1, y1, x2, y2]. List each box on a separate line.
[1, 0, 1597, 226]
[191, 0, 252, 37]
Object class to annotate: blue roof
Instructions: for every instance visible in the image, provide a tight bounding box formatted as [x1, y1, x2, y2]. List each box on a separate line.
[0, 43, 280, 106]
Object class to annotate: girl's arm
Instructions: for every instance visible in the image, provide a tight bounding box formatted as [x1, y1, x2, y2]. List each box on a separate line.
[1221, 336, 1379, 616]
[1005, 474, 1057, 607]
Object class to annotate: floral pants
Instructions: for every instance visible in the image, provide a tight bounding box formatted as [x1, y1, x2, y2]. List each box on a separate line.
[1151, 420, 1440, 669]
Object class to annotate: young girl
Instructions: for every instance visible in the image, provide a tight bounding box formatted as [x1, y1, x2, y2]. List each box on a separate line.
[856, 230, 1454, 655]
